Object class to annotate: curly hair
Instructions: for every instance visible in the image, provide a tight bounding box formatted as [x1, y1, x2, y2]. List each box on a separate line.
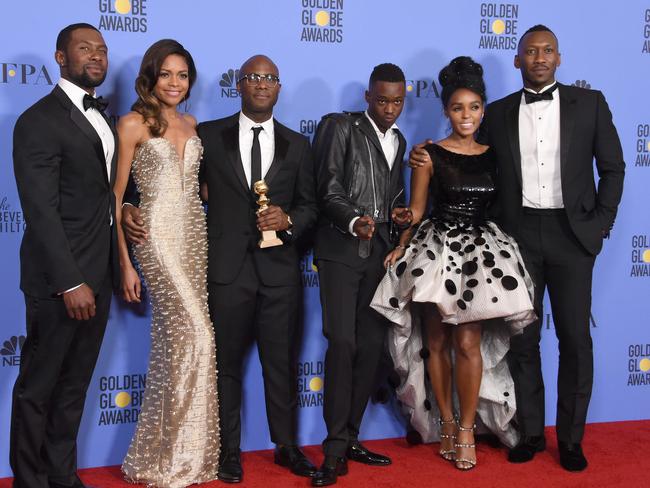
[131, 39, 197, 137]
[438, 56, 486, 108]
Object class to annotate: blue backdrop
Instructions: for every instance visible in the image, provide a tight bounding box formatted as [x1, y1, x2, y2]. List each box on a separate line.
[1, 0, 649, 477]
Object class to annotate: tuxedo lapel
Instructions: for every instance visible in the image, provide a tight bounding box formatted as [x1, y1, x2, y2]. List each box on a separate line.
[558, 84, 576, 180]
[221, 120, 250, 193]
[264, 121, 289, 187]
[505, 94, 523, 185]
[53, 86, 109, 184]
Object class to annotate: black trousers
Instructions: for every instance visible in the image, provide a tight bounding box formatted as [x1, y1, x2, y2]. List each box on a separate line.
[208, 253, 299, 451]
[10, 273, 112, 488]
[508, 208, 596, 444]
[317, 236, 390, 457]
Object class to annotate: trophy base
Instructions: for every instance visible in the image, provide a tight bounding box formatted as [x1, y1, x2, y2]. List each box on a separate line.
[259, 230, 283, 248]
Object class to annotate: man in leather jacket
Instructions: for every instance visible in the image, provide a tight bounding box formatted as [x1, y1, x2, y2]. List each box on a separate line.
[311, 63, 407, 487]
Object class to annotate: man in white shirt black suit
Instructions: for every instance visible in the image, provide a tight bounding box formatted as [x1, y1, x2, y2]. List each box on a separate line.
[11, 23, 118, 488]
[411, 24, 624, 472]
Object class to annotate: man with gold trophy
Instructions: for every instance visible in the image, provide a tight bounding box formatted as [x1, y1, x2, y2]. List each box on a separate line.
[121, 54, 318, 483]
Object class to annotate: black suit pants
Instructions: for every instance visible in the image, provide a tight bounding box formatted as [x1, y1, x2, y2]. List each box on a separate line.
[317, 236, 390, 457]
[208, 252, 299, 451]
[10, 272, 112, 488]
[508, 209, 596, 444]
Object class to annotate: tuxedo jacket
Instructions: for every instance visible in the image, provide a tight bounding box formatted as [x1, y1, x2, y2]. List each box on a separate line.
[483, 83, 625, 256]
[13, 85, 119, 298]
[197, 113, 317, 287]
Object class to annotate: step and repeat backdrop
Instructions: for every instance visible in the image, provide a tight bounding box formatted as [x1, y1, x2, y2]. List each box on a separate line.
[1, 0, 649, 476]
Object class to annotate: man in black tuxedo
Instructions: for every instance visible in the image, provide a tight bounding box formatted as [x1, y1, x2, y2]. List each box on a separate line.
[10, 23, 118, 488]
[410, 25, 624, 472]
[122, 55, 317, 484]
[311, 64, 407, 487]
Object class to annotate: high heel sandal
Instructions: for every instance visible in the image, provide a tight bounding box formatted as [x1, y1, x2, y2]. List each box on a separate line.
[438, 417, 457, 461]
[454, 423, 477, 470]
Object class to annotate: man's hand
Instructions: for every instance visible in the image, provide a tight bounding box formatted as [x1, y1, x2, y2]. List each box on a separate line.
[392, 207, 413, 228]
[408, 139, 433, 169]
[257, 205, 290, 232]
[122, 205, 147, 244]
[62, 284, 96, 321]
[353, 216, 375, 240]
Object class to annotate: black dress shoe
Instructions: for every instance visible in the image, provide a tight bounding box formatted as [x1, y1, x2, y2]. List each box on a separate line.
[508, 435, 546, 463]
[311, 456, 348, 487]
[274, 445, 317, 477]
[218, 448, 243, 483]
[346, 441, 391, 466]
[558, 442, 588, 472]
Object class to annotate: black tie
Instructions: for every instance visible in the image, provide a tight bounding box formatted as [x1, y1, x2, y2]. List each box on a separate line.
[83, 94, 108, 113]
[251, 126, 263, 190]
[523, 83, 558, 104]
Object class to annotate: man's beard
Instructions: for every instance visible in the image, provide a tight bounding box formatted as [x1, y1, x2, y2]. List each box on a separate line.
[68, 67, 107, 90]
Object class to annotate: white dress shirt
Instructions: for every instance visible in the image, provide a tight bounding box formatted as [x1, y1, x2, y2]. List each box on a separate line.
[58, 78, 114, 181]
[57, 78, 115, 294]
[348, 112, 400, 234]
[238, 111, 275, 186]
[518, 81, 563, 208]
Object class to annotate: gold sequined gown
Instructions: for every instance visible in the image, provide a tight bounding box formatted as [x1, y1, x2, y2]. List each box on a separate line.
[122, 136, 220, 488]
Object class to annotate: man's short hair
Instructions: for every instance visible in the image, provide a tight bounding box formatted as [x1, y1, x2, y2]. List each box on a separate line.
[518, 24, 558, 48]
[56, 23, 100, 52]
[369, 63, 405, 87]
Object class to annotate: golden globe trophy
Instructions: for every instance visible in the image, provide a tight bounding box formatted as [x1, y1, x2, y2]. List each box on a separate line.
[253, 179, 284, 248]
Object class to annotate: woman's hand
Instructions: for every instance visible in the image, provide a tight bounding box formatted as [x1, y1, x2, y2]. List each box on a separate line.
[384, 246, 407, 269]
[392, 207, 413, 228]
[121, 266, 142, 303]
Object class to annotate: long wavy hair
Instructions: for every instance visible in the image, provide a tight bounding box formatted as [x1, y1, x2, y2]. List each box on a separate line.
[131, 39, 197, 137]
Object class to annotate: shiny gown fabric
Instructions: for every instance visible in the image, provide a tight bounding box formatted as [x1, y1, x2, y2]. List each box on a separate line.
[121, 136, 220, 488]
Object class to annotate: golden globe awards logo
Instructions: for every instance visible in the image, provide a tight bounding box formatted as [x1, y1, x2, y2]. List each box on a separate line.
[1, 63, 52, 85]
[297, 360, 323, 407]
[98, 0, 148, 33]
[630, 235, 650, 277]
[635, 124, 650, 167]
[300, 0, 343, 43]
[406, 79, 441, 99]
[98, 374, 146, 425]
[643, 9, 650, 53]
[1, 335, 25, 367]
[478, 3, 519, 50]
[0, 196, 26, 234]
[627, 344, 650, 386]
[301, 250, 319, 288]
[299, 119, 318, 140]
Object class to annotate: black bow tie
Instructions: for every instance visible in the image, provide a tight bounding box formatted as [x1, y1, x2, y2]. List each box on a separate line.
[83, 94, 108, 113]
[524, 84, 558, 104]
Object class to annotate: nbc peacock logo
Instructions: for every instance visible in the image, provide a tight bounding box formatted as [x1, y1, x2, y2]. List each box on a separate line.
[1, 335, 25, 367]
[98, 0, 148, 33]
[220, 69, 240, 98]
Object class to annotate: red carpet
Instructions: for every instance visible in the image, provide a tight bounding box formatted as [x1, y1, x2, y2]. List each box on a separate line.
[2, 420, 648, 487]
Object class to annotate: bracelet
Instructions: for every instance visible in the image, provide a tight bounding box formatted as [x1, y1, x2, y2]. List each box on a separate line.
[395, 245, 407, 250]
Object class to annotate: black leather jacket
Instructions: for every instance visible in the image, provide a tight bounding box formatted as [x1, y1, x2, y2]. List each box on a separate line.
[313, 112, 406, 233]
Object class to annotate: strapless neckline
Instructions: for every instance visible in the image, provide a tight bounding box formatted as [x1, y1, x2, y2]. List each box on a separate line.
[141, 135, 201, 163]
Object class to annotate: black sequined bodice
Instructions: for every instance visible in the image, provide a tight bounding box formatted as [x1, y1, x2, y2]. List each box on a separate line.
[426, 143, 496, 223]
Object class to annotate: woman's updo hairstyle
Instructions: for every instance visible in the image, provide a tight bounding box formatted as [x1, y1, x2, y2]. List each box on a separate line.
[438, 56, 486, 108]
